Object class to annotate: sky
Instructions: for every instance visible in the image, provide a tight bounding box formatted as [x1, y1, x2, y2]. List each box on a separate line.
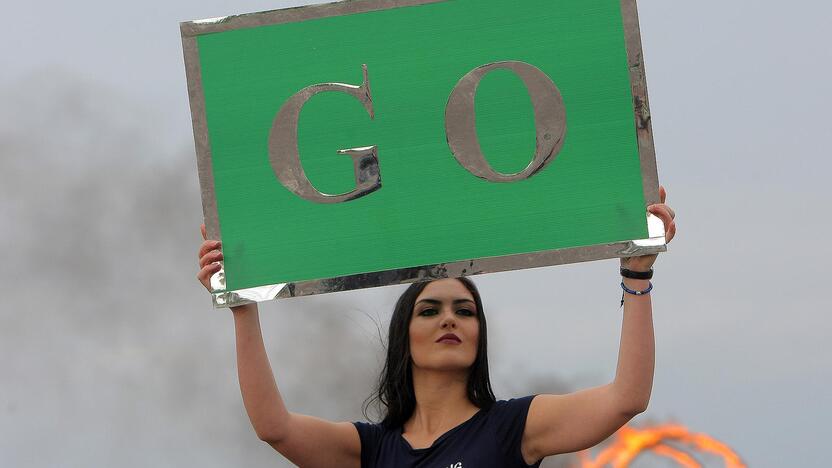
[1, 1, 830, 467]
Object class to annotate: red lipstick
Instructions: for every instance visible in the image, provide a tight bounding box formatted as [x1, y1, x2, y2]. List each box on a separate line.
[436, 333, 461, 344]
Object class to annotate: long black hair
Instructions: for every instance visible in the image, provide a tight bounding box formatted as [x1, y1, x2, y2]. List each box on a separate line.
[363, 277, 497, 429]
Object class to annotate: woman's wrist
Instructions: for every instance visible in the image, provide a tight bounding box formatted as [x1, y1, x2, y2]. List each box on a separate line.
[621, 266, 653, 278]
[621, 277, 651, 290]
[231, 303, 259, 315]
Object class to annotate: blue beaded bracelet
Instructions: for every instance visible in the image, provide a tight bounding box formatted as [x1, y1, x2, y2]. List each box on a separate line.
[619, 281, 653, 307]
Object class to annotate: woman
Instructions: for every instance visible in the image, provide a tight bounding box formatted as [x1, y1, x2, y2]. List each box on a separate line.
[196, 187, 677, 467]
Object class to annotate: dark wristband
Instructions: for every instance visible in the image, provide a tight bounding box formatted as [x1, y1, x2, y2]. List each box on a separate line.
[620, 267, 654, 280]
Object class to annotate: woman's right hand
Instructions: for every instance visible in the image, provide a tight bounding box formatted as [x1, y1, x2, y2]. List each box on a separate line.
[197, 223, 223, 291]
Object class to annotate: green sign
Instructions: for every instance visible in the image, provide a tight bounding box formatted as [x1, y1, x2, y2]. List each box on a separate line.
[182, 0, 665, 307]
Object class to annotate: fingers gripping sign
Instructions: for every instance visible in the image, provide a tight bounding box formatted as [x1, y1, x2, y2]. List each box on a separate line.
[622, 185, 677, 272]
[197, 223, 223, 291]
[649, 186, 676, 244]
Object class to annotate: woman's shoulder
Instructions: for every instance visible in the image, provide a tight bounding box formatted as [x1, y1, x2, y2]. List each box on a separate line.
[487, 395, 538, 416]
[352, 419, 401, 447]
[485, 396, 541, 467]
[353, 420, 390, 437]
[353, 420, 399, 467]
[483, 396, 538, 442]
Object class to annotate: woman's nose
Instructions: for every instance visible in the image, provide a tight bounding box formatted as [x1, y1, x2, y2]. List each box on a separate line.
[440, 313, 457, 329]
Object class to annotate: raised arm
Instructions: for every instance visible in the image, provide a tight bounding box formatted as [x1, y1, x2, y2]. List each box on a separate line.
[520, 187, 677, 464]
[197, 225, 361, 468]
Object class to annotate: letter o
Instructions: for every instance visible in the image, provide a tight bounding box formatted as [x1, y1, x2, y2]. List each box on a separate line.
[445, 61, 567, 182]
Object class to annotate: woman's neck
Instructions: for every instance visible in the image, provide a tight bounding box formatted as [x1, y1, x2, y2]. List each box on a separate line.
[405, 367, 479, 436]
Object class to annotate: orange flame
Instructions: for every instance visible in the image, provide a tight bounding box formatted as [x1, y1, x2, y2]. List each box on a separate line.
[577, 424, 746, 468]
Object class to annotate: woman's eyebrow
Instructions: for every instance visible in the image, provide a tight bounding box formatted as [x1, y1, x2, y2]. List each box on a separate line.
[415, 298, 441, 306]
[415, 298, 475, 306]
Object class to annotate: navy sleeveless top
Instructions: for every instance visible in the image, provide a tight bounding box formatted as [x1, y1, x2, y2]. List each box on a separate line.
[353, 395, 541, 468]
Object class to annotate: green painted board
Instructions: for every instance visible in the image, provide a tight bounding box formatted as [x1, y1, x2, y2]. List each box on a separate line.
[181, 0, 664, 306]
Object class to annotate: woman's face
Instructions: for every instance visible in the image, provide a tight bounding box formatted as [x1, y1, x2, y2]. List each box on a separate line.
[409, 279, 480, 372]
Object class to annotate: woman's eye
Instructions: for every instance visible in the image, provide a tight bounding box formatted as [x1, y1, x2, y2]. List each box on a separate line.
[419, 309, 438, 316]
[456, 309, 475, 317]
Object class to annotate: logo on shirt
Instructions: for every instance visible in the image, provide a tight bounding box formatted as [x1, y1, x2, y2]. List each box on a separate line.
[443, 463, 462, 468]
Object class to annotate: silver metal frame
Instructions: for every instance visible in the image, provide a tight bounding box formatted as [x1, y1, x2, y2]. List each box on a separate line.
[181, 0, 664, 308]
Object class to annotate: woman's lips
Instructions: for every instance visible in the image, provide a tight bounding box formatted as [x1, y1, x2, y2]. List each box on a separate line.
[436, 333, 461, 344]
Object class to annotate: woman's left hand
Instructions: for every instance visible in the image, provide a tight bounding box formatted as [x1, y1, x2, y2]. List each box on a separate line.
[620, 185, 676, 272]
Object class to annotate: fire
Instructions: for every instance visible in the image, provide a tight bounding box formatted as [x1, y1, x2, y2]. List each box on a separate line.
[576, 423, 747, 467]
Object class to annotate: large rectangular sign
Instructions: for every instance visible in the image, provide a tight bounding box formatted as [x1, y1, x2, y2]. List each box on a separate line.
[182, 0, 665, 307]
